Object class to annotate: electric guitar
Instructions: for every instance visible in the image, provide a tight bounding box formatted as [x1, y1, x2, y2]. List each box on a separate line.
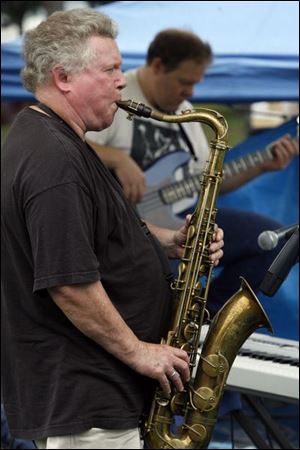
[136, 145, 276, 228]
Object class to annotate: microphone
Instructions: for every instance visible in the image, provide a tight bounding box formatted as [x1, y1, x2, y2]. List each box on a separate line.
[257, 224, 298, 250]
[260, 226, 299, 296]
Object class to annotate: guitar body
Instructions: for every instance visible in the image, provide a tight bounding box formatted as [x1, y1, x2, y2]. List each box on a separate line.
[137, 151, 192, 228]
[136, 142, 278, 229]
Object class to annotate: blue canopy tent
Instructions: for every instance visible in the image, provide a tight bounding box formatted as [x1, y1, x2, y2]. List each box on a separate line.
[1, 1, 299, 102]
[1, 1, 299, 339]
[96, 0, 299, 103]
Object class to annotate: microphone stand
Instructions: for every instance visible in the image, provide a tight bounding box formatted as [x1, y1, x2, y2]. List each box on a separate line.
[259, 226, 299, 296]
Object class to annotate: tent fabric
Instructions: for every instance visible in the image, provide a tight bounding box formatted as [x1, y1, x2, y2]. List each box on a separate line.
[1, 37, 34, 101]
[1, 1, 299, 102]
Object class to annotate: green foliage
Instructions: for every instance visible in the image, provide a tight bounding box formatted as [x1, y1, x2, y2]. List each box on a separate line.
[1, 124, 10, 145]
[193, 103, 249, 147]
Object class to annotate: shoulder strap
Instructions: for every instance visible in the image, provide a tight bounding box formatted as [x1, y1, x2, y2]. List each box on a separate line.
[131, 205, 174, 283]
[140, 220, 174, 283]
[177, 122, 198, 161]
[37, 103, 68, 127]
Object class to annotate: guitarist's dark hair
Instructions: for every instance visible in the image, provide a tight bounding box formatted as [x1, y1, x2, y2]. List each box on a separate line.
[146, 29, 213, 72]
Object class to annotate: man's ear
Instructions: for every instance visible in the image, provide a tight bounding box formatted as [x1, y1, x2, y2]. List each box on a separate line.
[151, 57, 165, 75]
[51, 65, 71, 93]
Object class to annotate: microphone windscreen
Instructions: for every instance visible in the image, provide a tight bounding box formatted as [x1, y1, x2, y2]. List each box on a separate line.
[257, 231, 278, 251]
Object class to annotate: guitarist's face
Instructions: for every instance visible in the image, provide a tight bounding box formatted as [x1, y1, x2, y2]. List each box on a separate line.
[153, 59, 209, 113]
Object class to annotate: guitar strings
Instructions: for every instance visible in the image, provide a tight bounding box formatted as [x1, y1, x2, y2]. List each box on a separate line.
[138, 193, 163, 213]
[136, 144, 279, 213]
[139, 180, 197, 212]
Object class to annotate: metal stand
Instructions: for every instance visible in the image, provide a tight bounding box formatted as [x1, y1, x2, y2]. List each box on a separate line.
[232, 394, 295, 449]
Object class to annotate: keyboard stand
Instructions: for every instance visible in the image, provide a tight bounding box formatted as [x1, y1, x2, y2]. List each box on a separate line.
[232, 394, 295, 449]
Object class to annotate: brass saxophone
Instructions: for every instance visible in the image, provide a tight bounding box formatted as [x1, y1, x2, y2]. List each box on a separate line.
[117, 100, 273, 449]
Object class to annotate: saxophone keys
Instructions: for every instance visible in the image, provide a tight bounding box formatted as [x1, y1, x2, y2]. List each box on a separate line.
[180, 342, 192, 355]
[156, 392, 171, 406]
[187, 225, 196, 239]
[178, 262, 186, 276]
[186, 423, 207, 443]
[192, 386, 216, 411]
[183, 322, 199, 341]
[191, 302, 201, 312]
[201, 353, 229, 377]
[170, 392, 186, 414]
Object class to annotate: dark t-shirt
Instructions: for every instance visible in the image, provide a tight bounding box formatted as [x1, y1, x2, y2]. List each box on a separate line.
[1, 107, 173, 439]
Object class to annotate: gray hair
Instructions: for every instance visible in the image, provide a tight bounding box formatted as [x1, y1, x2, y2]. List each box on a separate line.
[22, 9, 118, 93]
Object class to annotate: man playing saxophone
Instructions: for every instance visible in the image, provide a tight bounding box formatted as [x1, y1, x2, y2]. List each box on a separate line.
[1, 10, 224, 450]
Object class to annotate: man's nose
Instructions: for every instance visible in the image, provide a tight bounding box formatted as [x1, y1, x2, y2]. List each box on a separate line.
[116, 70, 127, 89]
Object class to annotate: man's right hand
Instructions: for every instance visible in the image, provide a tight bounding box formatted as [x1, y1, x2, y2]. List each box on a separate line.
[129, 341, 190, 395]
[115, 153, 146, 203]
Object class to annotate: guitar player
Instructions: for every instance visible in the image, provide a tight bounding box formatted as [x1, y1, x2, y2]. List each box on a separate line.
[86, 28, 298, 315]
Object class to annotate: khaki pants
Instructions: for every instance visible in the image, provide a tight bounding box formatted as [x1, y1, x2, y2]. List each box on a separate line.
[35, 427, 141, 449]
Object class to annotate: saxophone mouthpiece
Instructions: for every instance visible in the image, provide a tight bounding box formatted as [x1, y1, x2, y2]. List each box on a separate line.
[117, 100, 153, 118]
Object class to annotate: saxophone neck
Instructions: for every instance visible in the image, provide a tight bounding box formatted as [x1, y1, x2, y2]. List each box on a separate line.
[117, 99, 229, 141]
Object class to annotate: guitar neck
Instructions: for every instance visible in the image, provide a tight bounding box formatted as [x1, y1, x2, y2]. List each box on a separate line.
[160, 145, 274, 205]
[223, 144, 274, 180]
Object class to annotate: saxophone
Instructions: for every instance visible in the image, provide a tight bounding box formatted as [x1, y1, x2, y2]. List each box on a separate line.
[117, 100, 273, 449]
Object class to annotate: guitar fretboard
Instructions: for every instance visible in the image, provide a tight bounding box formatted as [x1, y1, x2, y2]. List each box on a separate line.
[160, 145, 274, 205]
[223, 145, 273, 178]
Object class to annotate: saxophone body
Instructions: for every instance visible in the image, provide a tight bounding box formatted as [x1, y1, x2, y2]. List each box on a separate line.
[117, 100, 273, 449]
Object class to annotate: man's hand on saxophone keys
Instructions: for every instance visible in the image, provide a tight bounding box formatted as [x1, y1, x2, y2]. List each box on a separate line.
[209, 226, 224, 266]
[175, 215, 224, 264]
[146, 215, 224, 264]
[129, 341, 190, 395]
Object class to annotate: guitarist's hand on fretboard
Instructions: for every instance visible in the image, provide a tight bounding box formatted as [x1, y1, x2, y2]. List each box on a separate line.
[221, 134, 299, 194]
[261, 134, 299, 172]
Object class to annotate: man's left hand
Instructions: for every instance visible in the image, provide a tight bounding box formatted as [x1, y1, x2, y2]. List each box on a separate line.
[263, 134, 299, 171]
